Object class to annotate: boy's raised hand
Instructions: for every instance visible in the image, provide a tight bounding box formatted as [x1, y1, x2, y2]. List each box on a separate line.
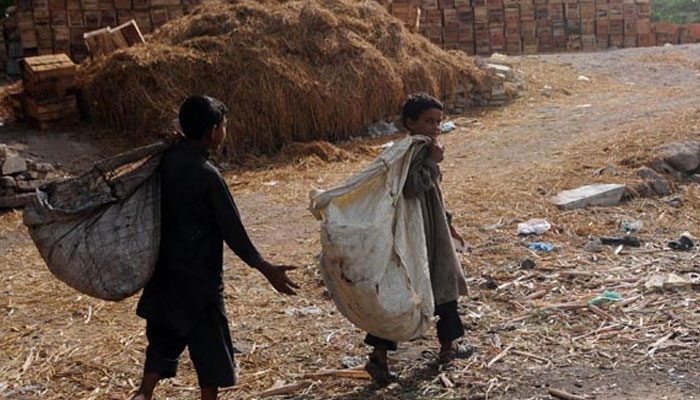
[255, 261, 299, 295]
[429, 138, 444, 163]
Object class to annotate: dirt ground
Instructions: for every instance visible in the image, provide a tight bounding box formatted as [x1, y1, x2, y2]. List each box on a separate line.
[1, 43, 700, 400]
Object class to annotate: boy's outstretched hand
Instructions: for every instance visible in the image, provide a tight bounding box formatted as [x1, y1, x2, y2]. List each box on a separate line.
[255, 261, 299, 295]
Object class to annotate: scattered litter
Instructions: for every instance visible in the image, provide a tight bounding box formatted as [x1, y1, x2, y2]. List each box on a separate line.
[577, 75, 591, 82]
[378, 141, 395, 150]
[599, 236, 641, 247]
[340, 356, 365, 369]
[575, 104, 592, 109]
[618, 219, 643, 233]
[440, 121, 457, 133]
[262, 181, 279, 186]
[664, 196, 683, 208]
[587, 291, 623, 307]
[668, 233, 694, 251]
[517, 218, 551, 235]
[367, 120, 399, 137]
[527, 242, 553, 252]
[285, 306, 322, 316]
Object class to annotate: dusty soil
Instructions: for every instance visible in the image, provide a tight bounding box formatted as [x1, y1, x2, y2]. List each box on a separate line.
[1, 43, 700, 400]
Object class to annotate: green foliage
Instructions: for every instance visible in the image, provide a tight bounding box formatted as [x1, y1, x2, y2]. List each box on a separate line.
[651, 0, 700, 24]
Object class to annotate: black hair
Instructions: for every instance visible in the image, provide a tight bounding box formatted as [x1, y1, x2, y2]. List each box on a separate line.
[178, 95, 228, 140]
[400, 92, 443, 127]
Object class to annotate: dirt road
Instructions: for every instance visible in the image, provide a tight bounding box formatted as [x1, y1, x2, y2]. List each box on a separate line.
[1, 43, 700, 400]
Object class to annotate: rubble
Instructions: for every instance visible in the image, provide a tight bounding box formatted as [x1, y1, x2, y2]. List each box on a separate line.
[550, 183, 627, 209]
[636, 166, 672, 196]
[656, 141, 700, 173]
[0, 146, 58, 209]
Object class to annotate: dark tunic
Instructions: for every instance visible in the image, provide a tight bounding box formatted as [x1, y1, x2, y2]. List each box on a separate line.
[137, 139, 263, 336]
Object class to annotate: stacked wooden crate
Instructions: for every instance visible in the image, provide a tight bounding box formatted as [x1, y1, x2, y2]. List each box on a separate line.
[565, 0, 581, 50]
[473, 0, 490, 54]
[504, 0, 522, 54]
[456, 3, 475, 55]
[520, 0, 537, 53]
[443, 3, 460, 50]
[636, 0, 652, 46]
[20, 54, 79, 129]
[622, 0, 637, 47]
[608, 0, 624, 47]
[580, 0, 595, 50]
[595, 0, 609, 49]
[418, 0, 443, 46]
[389, 0, 421, 33]
[488, 0, 506, 54]
[550, 0, 566, 50]
[535, 0, 552, 52]
[2, 0, 201, 72]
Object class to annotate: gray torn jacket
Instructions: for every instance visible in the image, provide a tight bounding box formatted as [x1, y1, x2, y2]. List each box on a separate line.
[403, 143, 469, 306]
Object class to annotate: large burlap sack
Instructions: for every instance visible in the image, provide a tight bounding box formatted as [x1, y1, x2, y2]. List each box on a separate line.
[309, 136, 435, 342]
[23, 142, 169, 301]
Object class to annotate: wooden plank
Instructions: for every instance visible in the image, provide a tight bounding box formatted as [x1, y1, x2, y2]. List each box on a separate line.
[113, 19, 145, 45]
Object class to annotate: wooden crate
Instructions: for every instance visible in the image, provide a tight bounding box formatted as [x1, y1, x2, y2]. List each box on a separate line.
[81, 0, 100, 11]
[69, 10, 85, 27]
[21, 54, 76, 99]
[101, 10, 117, 27]
[150, 7, 169, 28]
[22, 94, 79, 129]
[115, 0, 131, 9]
[113, 19, 145, 46]
[151, 0, 180, 6]
[133, 10, 153, 33]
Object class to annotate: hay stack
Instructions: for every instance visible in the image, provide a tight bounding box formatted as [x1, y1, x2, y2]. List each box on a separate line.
[79, 0, 485, 156]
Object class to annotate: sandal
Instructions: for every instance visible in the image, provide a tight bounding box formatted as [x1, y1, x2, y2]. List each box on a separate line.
[364, 357, 397, 383]
[438, 343, 475, 364]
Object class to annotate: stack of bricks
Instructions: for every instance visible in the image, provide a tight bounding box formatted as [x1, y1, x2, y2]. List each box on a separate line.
[0, 0, 202, 74]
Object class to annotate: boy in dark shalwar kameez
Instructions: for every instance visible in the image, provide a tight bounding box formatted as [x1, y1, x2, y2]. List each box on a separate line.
[364, 93, 473, 382]
[131, 95, 299, 400]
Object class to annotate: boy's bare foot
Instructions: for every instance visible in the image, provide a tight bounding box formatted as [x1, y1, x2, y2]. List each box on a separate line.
[130, 393, 149, 400]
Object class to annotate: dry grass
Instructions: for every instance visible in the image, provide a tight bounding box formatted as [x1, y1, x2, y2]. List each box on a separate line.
[78, 0, 486, 158]
[3, 47, 700, 400]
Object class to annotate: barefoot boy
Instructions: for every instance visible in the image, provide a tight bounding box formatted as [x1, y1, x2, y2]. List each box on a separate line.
[132, 95, 299, 400]
[364, 93, 472, 382]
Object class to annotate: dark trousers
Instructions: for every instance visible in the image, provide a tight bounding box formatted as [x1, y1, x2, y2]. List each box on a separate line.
[144, 306, 236, 388]
[364, 300, 465, 351]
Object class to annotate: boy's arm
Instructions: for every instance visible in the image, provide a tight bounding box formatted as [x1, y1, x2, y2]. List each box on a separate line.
[208, 173, 299, 294]
[209, 173, 265, 268]
[403, 146, 440, 198]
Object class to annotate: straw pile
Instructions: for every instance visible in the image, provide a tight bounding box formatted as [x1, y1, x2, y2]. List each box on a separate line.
[79, 0, 486, 157]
